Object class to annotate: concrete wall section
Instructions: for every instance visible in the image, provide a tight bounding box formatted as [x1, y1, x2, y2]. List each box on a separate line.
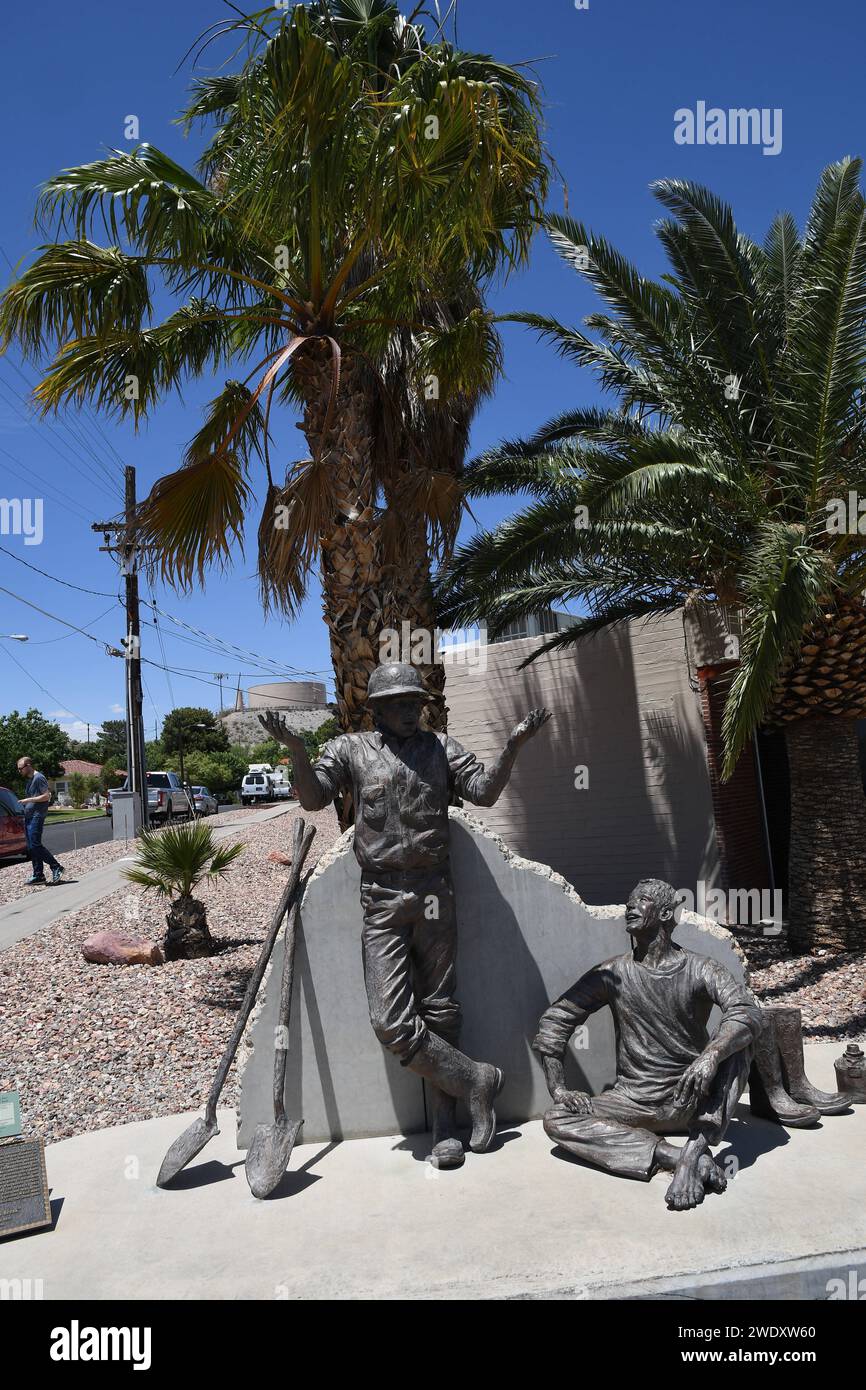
[237, 811, 746, 1146]
[443, 609, 720, 905]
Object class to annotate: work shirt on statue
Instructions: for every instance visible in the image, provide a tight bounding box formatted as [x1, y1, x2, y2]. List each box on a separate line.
[312, 729, 490, 874]
[533, 948, 762, 1109]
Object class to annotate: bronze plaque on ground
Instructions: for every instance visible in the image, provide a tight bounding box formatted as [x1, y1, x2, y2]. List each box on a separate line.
[0, 1136, 51, 1239]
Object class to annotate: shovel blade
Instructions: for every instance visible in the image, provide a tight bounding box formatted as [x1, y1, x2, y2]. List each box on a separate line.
[245, 1118, 303, 1199]
[156, 1115, 220, 1188]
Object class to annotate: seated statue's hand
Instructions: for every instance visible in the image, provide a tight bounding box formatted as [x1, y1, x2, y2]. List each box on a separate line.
[553, 1086, 592, 1115]
[673, 1052, 718, 1111]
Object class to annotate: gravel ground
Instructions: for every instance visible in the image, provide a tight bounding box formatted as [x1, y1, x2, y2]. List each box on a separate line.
[0, 804, 341, 1144]
[0, 806, 268, 910]
[3, 811, 864, 1145]
[739, 934, 866, 1042]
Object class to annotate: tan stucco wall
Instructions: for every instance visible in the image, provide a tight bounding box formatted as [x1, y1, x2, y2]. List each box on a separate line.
[442, 609, 720, 905]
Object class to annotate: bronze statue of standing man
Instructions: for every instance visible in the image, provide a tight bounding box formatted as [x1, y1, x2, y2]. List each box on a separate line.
[261, 661, 550, 1168]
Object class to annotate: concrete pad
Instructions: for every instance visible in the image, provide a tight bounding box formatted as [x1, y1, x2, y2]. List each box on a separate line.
[239, 809, 747, 1145]
[3, 1045, 863, 1301]
[0, 803, 296, 951]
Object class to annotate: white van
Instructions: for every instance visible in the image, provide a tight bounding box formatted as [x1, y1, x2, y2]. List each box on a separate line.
[240, 772, 271, 806]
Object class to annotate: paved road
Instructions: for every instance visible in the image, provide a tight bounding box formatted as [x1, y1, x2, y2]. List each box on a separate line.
[1, 803, 238, 868]
[0, 801, 296, 950]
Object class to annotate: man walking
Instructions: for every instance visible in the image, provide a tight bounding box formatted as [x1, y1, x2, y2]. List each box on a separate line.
[17, 755, 64, 886]
[261, 661, 550, 1169]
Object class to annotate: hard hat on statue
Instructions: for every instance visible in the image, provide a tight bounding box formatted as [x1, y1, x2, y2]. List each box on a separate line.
[366, 662, 433, 702]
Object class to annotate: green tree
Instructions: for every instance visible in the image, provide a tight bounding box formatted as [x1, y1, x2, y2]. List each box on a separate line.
[67, 772, 89, 808]
[161, 708, 229, 758]
[96, 720, 128, 763]
[438, 160, 866, 952]
[183, 751, 239, 800]
[68, 740, 104, 762]
[0, 709, 70, 791]
[143, 739, 164, 771]
[0, 2, 547, 740]
[100, 759, 125, 795]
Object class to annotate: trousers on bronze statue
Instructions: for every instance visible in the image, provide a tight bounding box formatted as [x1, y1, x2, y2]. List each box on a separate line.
[360, 867, 461, 1062]
[543, 1048, 752, 1181]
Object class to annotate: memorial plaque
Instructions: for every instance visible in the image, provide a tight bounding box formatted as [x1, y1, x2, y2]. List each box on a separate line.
[0, 1136, 52, 1239]
[0, 1091, 22, 1138]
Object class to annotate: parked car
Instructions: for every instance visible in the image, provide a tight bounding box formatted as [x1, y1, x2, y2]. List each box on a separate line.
[190, 785, 218, 816]
[0, 786, 27, 861]
[106, 772, 190, 823]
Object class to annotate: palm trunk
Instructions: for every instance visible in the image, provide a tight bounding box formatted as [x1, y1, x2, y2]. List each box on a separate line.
[295, 345, 383, 735]
[164, 894, 213, 960]
[381, 513, 448, 733]
[786, 716, 866, 951]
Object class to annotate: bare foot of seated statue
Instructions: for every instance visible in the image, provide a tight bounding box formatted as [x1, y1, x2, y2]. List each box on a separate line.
[657, 1137, 727, 1210]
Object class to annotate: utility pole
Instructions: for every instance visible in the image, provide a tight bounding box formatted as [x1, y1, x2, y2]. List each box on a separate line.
[214, 673, 229, 713]
[92, 465, 149, 831]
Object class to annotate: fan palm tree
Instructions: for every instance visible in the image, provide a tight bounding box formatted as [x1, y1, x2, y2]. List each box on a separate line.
[0, 1, 547, 733]
[123, 820, 244, 959]
[437, 159, 866, 951]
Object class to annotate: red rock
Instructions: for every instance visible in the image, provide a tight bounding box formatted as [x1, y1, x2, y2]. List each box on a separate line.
[267, 850, 293, 866]
[82, 931, 163, 967]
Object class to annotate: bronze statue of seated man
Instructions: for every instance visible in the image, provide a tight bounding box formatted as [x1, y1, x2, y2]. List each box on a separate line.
[533, 878, 763, 1210]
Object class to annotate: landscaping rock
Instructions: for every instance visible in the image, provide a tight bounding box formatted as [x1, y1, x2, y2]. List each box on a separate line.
[82, 931, 163, 967]
[267, 849, 293, 866]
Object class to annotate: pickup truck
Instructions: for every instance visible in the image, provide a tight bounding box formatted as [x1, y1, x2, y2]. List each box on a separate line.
[107, 772, 192, 824]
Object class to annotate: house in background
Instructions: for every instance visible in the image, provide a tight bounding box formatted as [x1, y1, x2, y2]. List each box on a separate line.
[49, 758, 121, 806]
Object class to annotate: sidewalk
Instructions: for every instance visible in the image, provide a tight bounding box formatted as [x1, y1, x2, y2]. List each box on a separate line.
[2, 1045, 863, 1300]
[0, 802, 296, 952]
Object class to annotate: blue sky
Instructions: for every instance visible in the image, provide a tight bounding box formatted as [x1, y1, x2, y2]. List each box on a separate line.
[1, 0, 865, 740]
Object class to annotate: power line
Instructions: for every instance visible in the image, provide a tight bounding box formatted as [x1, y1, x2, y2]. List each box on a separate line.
[26, 603, 120, 645]
[0, 541, 119, 598]
[149, 602, 333, 679]
[0, 374, 122, 506]
[0, 582, 121, 653]
[0, 443, 95, 524]
[0, 242, 127, 494]
[0, 637, 96, 729]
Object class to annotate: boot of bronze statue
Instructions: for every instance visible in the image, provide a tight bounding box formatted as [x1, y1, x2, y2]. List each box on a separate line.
[749, 1010, 820, 1127]
[408, 1031, 504, 1156]
[429, 1088, 464, 1169]
[771, 1007, 851, 1115]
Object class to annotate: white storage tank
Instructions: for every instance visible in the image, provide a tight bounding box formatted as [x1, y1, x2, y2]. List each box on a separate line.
[247, 681, 327, 710]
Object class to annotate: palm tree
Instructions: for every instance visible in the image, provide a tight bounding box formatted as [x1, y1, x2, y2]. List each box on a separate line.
[123, 820, 244, 959]
[0, 2, 547, 734]
[437, 159, 866, 952]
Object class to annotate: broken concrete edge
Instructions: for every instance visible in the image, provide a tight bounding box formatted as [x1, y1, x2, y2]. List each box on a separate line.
[233, 807, 747, 1139]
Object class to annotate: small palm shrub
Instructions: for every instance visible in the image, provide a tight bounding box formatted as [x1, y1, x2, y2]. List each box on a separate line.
[123, 821, 244, 960]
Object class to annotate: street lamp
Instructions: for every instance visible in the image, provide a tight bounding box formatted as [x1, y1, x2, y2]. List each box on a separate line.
[0, 634, 29, 641]
[176, 722, 208, 814]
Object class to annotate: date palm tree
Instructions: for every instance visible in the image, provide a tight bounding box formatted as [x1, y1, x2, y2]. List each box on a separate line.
[437, 159, 866, 951]
[123, 820, 244, 960]
[0, 1, 546, 733]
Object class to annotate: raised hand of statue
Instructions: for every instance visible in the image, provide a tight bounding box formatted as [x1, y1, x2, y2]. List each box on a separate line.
[552, 1086, 592, 1115]
[258, 712, 307, 755]
[509, 707, 552, 748]
[672, 1051, 718, 1111]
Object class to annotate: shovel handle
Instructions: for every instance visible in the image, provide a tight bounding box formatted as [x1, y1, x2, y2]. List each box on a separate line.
[203, 817, 316, 1125]
[273, 899, 300, 1125]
